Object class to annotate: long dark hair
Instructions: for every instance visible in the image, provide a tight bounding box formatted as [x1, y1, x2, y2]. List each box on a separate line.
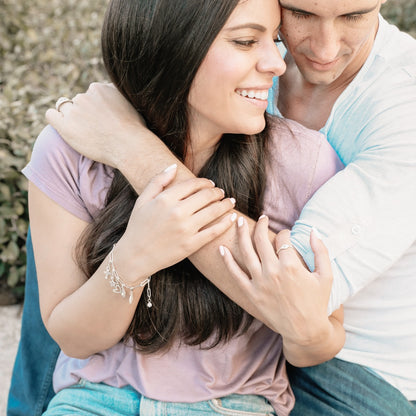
[76, 0, 274, 353]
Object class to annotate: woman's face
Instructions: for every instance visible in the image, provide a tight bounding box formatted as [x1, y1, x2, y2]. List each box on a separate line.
[187, 0, 285, 151]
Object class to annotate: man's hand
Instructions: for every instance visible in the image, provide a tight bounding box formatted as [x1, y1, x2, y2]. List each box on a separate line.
[47, 83, 156, 169]
[47, 82, 183, 190]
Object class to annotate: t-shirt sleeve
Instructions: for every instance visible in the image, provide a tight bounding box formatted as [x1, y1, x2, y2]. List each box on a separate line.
[277, 119, 343, 204]
[264, 119, 343, 231]
[309, 132, 345, 197]
[22, 125, 93, 222]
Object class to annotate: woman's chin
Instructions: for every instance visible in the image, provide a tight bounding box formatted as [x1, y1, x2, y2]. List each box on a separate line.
[242, 117, 266, 135]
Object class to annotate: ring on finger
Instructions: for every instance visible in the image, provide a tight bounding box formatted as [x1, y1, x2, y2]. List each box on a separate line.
[276, 243, 294, 256]
[55, 96, 73, 112]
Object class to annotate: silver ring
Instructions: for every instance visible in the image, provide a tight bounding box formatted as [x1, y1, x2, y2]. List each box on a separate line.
[55, 97, 73, 112]
[276, 244, 293, 256]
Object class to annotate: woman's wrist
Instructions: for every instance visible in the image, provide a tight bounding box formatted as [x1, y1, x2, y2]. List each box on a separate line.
[110, 238, 151, 286]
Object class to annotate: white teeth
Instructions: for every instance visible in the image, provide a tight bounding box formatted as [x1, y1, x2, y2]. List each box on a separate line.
[236, 89, 268, 100]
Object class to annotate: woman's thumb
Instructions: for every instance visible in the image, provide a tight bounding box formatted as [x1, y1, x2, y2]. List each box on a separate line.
[139, 163, 177, 202]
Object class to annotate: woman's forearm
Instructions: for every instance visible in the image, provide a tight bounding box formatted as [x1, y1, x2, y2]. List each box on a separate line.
[44, 246, 148, 359]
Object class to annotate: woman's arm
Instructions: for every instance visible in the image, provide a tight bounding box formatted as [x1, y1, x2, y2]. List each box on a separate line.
[30, 166, 236, 358]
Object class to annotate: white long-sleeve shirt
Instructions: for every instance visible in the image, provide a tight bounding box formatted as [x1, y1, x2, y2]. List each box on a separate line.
[272, 16, 416, 399]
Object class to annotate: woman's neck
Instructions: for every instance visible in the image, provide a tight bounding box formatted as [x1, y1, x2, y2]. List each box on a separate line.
[185, 132, 221, 174]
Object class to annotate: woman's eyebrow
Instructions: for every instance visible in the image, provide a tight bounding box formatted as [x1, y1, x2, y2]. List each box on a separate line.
[225, 23, 281, 32]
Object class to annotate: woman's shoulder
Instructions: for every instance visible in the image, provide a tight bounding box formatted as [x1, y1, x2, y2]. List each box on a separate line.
[23, 125, 113, 221]
[267, 117, 343, 204]
[28, 125, 83, 176]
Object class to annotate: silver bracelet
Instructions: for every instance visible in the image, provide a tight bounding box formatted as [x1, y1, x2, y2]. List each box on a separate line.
[104, 244, 152, 307]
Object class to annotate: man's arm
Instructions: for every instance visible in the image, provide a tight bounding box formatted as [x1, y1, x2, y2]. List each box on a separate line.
[290, 72, 416, 314]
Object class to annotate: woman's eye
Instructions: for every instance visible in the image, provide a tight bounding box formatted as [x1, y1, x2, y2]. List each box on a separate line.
[233, 40, 257, 47]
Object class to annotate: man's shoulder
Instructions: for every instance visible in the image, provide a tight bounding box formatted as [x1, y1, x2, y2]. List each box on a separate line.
[335, 19, 416, 119]
[373, 17, 416, 69]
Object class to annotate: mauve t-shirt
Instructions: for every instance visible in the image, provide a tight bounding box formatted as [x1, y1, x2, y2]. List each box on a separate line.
[23, 119, 343, 415]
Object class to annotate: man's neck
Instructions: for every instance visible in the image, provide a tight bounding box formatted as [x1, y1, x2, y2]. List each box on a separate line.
[277, 54, 354, 131]
[281, 45, 377, 130]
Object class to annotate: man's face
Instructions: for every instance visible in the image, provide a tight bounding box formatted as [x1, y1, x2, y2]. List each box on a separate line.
[279, 0, 386, 86]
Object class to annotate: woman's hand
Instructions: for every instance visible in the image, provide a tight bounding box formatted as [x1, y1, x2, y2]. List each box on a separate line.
[219, 215, 345, 366]
[115, 165, 237, 282]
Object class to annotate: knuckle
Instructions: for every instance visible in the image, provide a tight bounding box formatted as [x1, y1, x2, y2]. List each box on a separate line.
[155, 192, 169, 207]
[203, 227, 218, 241]
[281, 260, 298, 275]
[275, 229, 290, 244]
[264, 264, 278, 279]
[167, 205, 183, 222]
[180, 240, 193, 253]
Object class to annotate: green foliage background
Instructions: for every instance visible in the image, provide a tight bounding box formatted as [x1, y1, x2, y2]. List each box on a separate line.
[0, 0, 415, 304]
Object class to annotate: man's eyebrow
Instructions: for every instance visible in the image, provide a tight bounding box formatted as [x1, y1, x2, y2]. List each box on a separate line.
[279, 1, 379, 16]
[225, 23, 281, 32]
[341, 3, 379, 16]
[279, 2, 313, 15]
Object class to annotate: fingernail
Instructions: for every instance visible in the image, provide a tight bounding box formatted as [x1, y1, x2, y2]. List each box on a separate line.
[238, 217, 244, 227]
[259, 214, 267, 220]
[164, 163, 177, 172]
[312, 227, 322, 240]
[230, 197, 236, 205]
[230, 213, 237, 222]
[209, 179, 215, 186]
[219, 245, 225, 256]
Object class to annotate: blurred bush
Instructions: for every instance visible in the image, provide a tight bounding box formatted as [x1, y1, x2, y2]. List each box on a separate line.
[0, 0, 415, 304]
[0, 0, 107, 303]
[382, 0, 416, 38]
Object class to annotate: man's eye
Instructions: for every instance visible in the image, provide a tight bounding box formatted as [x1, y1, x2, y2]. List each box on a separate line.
[292, 11, 311, 19]
[345, 14, 363, 22]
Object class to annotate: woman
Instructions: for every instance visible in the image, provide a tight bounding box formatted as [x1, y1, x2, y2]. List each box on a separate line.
[23, 0, 344, 414]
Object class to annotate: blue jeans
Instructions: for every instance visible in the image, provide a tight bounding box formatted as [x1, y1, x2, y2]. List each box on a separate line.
[43, 380, 276, 416]
[7, 229, 59, 416]
[287, 358, 416, 415]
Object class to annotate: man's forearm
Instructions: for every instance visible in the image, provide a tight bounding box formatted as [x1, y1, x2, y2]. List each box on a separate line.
[113, 126, 277, 321]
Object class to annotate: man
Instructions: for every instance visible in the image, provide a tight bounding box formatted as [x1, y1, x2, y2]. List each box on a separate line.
[273, 1, 416, 414]
[8, 0, 416, 414]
